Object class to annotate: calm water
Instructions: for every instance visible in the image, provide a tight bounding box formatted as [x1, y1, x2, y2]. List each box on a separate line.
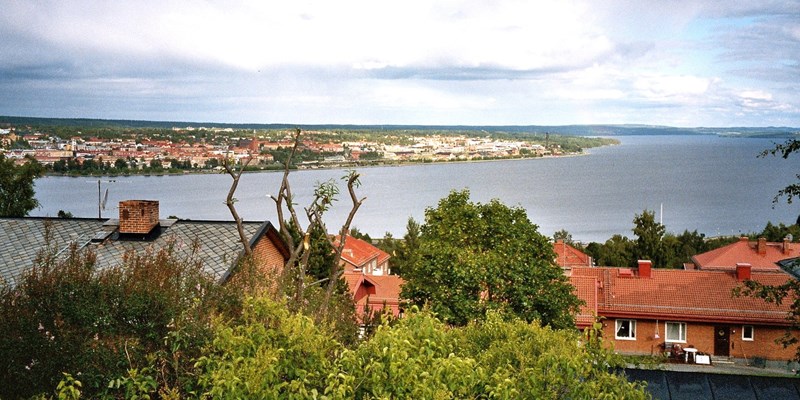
[31, 135, 799, 243]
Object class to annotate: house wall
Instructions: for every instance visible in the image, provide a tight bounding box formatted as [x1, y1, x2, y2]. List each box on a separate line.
[603, 318, 796, 361]
[227, 235, 287, 291]
[251, 236, 286, 277]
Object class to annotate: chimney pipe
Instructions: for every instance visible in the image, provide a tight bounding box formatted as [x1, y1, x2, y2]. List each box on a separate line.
[638, 260, 652, 279]
[736, 263, 752, 281]
[757, 237, 767, 255]
[784, 237, 792, 255]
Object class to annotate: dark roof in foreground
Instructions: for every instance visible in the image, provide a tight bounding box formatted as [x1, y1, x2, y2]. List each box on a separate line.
[0, 217, 274, 286]
[625, 368, 800, 400]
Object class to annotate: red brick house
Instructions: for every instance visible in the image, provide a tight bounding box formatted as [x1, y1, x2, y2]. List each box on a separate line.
[337, 235, 403, 321]
[336, 235, 392, 275]
[569, 260, 797, 362]
[553, 239, 593, 268]
[690, 236, 798, 273]
[343, 273, 403, 321]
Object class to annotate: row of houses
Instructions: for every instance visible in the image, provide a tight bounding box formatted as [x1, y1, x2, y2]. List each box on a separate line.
[559, 237, 799, 365]
[1, 202, 798, 364]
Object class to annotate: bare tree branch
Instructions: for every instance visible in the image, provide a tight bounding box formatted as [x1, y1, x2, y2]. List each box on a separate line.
[321, 170, 366, 313]
[223, 151, 253, 257]
[268, 128, 311, 304]
[266, 130, 367, 317]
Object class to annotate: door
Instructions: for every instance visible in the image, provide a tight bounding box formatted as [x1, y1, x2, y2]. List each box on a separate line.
[714, 326, 730, 356]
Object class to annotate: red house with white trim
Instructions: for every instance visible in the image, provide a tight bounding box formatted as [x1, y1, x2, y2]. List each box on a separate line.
[336, 235, 403, 321]
[569, 260, 797, 362]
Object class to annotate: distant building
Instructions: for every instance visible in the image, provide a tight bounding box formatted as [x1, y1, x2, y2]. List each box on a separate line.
[553, 239, 593, 268]
[690, 236, 798, 274]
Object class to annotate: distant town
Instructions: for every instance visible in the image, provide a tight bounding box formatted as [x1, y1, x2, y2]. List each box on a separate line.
[0, 121, 617, 174]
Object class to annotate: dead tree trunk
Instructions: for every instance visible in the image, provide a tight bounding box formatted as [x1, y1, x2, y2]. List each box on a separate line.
[269, 128, 366, 314]
[224, 151, 253, 257]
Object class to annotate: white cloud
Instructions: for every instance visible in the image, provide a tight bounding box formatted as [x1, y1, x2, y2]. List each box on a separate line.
[633, 75, 711, 99]
[739, 90, 772, 101]
[0, 0, 798, 126]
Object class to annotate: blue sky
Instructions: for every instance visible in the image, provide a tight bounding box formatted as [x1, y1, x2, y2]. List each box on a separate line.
[1, 1, 798, 127]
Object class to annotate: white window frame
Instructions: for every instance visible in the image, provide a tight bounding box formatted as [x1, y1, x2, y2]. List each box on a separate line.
[615, 319, 637, 340]
[665, 322, 687, 343]
[742, 325, 754, 341]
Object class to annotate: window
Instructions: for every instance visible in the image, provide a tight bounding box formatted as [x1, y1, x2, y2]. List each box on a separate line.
[742, 325, 754, 341]
[615, 319, 636, 340]
[665, 322, 687, 343]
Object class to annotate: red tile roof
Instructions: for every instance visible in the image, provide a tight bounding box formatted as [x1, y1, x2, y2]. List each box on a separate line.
[570, 274, 599, 328]
[692, 237, 798, 272]
[335, 235, 391, 270]
[554, 240, 592, 267]
[569, 266, 793, 326]
[343, 271, 404, 321]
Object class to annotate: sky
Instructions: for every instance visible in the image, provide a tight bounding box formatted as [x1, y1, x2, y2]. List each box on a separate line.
[1, 1, 799, 127]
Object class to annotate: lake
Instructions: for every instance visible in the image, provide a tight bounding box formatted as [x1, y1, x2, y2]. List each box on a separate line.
[31, 135, 799, 243]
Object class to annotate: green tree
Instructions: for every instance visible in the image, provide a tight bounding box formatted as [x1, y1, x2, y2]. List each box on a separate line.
[56, 210, 73, 218]
[0, 155, 44, 217]
[662, 229, 709, 269]
[758, 221, 800, 242]
[632, 209, 668, 268]
[585, 234, 634, 267]
[553, 228, 574, 244]
[80, 158, 97, 171]
[401, 190, 581, 328]
[288, 221, 336, 283]
[377, 217, 421, 277]
[348, 226, 372, 242]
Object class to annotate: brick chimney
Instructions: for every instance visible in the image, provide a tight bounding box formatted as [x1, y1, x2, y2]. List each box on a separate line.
[757, 237, 767, 255]
[784, 237, 792, 255]
[637, 260, 652, 279]
[736, 263, 752, 281]
[119, 200, 159, 234]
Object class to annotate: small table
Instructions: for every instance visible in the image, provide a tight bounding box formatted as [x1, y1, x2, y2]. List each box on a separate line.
[684, 348, 698, 363]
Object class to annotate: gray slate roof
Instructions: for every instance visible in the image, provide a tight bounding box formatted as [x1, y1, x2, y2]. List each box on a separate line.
[0, 217, 269, 287]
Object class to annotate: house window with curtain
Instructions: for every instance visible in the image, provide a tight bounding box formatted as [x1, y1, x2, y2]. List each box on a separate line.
[615, 319, 636, 340]
[665, 322, 687, 343]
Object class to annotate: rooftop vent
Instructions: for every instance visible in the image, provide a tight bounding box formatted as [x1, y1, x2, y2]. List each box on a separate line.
[618, 268, 633, 278]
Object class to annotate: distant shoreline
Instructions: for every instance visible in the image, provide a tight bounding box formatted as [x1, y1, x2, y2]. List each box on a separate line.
[42, 150, 596, 179]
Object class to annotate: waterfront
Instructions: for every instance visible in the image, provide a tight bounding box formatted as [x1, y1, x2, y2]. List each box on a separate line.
[31, 135, 799, 243]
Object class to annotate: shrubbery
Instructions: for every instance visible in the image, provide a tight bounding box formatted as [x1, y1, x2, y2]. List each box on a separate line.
[196, 299, 648, 399]
[1, 225, 647, 399]
[0, 237, 235, 399]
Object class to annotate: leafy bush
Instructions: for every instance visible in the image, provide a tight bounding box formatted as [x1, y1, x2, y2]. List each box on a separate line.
[191, 298, 648, 399]
[0, 236, 232, 399]
[194, 297, 341, 398]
